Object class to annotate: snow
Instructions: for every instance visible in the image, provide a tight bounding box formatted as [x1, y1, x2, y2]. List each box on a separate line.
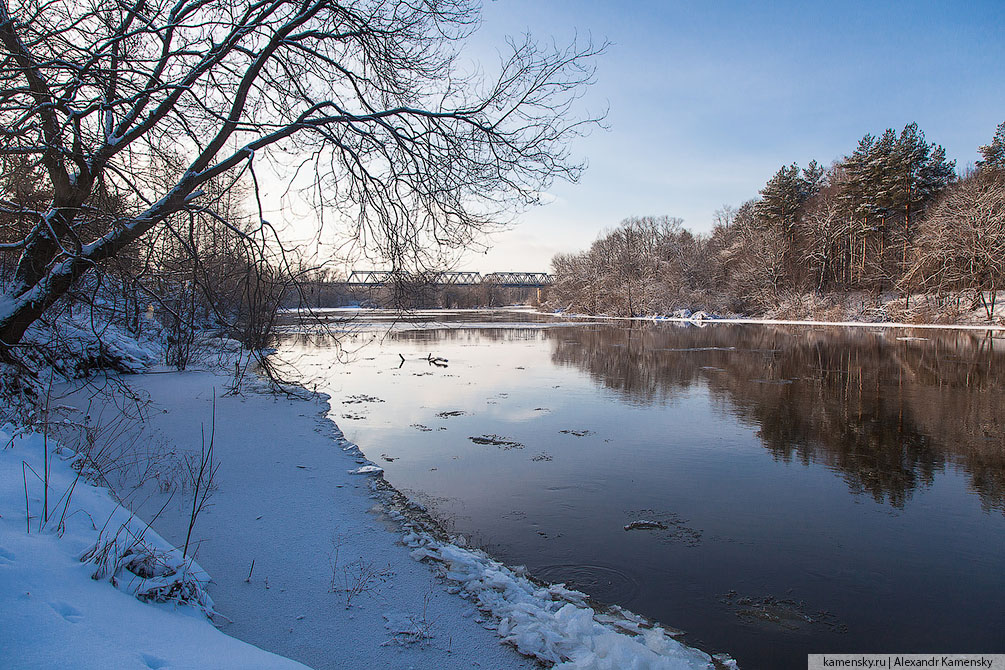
[2, 304, 728, 669]
[546, 309, 1005, 332]
[349, 464, 385, 475]
[10, 302, 998, 669]
[46, 368, 543, 670]
[24, 363, 727, 670]
[0, 425, 308, 670]
[14, 308, 161, 384]
[41, 312, 159, 374]
[402, 536, 717, 669]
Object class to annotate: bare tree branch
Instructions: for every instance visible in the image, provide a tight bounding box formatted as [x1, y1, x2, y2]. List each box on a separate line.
[0, 0, 603, 352]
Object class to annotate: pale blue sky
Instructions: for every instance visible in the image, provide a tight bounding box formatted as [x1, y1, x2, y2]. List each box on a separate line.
[455, 0, 1005, 273]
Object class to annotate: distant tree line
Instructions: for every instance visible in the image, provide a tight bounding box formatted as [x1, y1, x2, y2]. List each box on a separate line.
[551, 122, 1005, 320]
[338, 281, 542, 310]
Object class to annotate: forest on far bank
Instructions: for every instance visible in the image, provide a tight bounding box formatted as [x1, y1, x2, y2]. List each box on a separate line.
[549, 122, 1005, 322]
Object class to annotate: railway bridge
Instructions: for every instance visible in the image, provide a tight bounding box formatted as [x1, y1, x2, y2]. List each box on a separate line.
[345, 270, 552, 287]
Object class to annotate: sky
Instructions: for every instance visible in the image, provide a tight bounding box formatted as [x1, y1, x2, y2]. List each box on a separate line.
[440, 0, 1005, 274]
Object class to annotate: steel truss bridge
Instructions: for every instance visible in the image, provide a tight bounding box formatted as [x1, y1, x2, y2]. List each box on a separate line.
[345, 270, 552, 288]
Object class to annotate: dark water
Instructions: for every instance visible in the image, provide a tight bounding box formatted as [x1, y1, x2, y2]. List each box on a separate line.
[283, 310, 1005, 670]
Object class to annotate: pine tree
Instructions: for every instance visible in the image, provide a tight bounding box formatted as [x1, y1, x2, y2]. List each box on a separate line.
[867, 129, 899, 221]
[837, 124, 955, 287]
[838, 134, 883, 285]
[892, 123, 956, 271]
[977, 121, 1005, 172]
[802, 160, 826, 197]
[839, 136, 869, 207]
[755, 163, 807, 235]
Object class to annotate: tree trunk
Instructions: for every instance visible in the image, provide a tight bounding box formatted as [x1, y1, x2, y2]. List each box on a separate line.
[0, 256, 83, 351]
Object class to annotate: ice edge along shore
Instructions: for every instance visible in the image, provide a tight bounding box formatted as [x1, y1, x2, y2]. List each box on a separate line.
[3, 346, 736, 670]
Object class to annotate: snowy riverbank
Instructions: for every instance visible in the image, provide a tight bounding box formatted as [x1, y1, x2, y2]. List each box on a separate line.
[0, 422, 309, 670]
[542, 308, 1005, 331]
[3, 352, 733, 669]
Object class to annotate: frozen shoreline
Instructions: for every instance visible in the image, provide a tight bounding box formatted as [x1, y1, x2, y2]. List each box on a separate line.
[5, 307, 999, 669]
[50, 367, 542, 670]
[285, 304, 1005, 331]
[533, 308, 1005, 331]
[4, 353, 732, 669]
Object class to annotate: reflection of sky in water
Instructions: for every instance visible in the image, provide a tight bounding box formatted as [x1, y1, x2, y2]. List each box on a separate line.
[284, 314, 1005, 670]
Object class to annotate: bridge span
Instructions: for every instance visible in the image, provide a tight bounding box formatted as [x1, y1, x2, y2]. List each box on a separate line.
[345, 270, 552, 288]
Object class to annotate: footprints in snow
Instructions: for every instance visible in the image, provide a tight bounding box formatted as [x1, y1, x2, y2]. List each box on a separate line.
[141, 653, 169, 669]
[46, 600, 172, 669]
[49, 601, 83, 623]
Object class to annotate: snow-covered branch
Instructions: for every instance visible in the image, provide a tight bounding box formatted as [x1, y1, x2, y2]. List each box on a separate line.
[0, 0, 602, 353]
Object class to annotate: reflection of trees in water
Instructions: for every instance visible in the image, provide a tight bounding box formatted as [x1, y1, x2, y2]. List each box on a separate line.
[548, 324, 1005, 513]
[283, 321, 553, 351]
[386, 327, 550, 344]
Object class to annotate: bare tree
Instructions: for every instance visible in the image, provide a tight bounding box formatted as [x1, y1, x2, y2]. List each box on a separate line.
[723, 216, 789, 310]
[798, 183, 851, 292]
[904, 172, 1005, 319]
[712, 204, 736, 230]
[0, 0, 601, 357]
[550, 216, 713, 317]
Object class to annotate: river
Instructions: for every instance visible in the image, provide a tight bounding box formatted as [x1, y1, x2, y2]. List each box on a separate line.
[282, 309, 1005, 670]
